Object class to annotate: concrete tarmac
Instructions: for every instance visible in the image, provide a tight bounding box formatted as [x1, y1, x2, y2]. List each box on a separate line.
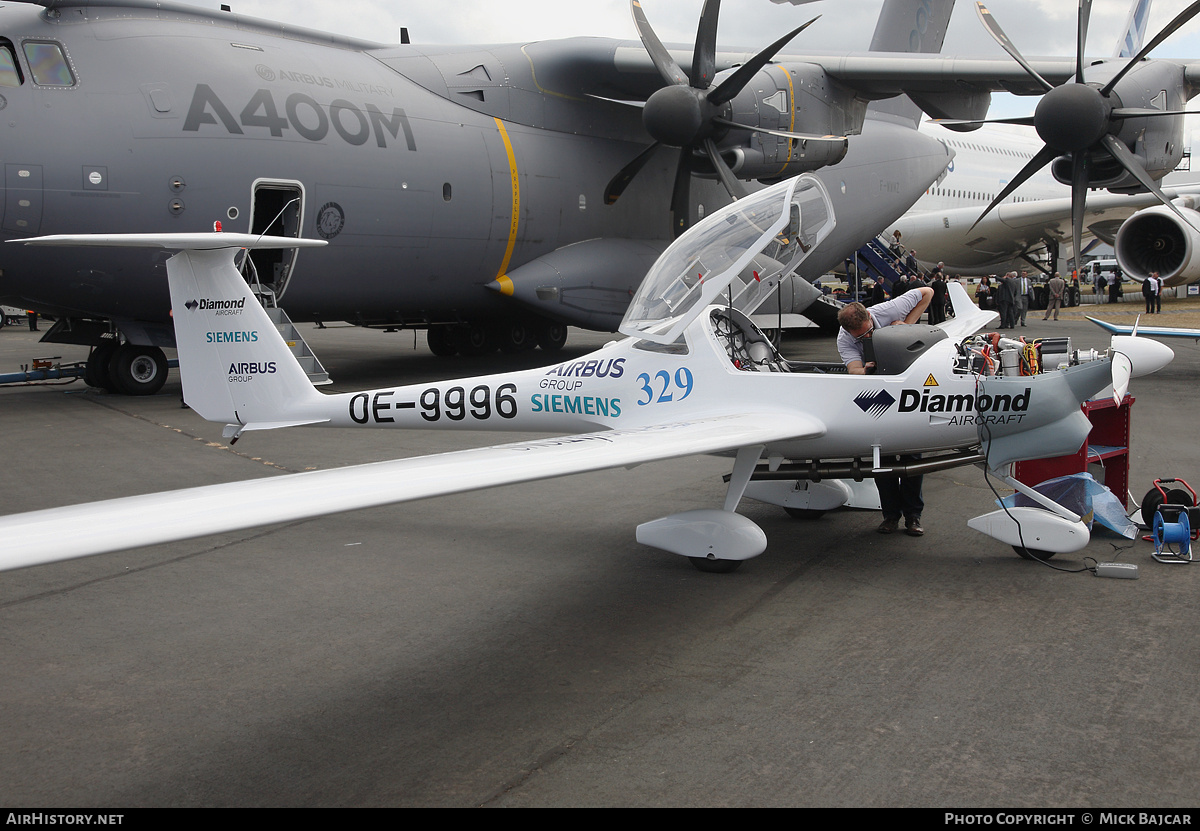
[1, 313, 1198, 807]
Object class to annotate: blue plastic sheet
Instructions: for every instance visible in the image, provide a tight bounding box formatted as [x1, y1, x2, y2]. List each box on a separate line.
[1000, 472, 1138, 539]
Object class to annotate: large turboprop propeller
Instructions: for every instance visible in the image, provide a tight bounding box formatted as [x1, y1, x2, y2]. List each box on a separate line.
[946, 0, 1200, 266]
[606, 0, 844, 237]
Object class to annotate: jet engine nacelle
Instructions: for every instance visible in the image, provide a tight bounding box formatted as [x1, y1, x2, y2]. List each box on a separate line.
[1115, 199, 1200, 287]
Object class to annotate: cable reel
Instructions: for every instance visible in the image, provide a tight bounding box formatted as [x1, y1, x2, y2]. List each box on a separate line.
[1152, 506, 1193, 563]
[1140, 479, 1197, 564]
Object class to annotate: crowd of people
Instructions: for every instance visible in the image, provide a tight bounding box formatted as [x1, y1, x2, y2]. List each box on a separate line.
[852, 232, 1171, 325]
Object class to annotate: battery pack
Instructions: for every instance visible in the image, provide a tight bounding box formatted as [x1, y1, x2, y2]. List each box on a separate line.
[1094, 562, 1139, 579]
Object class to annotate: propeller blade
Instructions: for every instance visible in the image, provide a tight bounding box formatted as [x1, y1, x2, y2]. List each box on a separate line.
[585, 94, 645, 110]
[671, 147, 693, 238]
[1100, 134, 1200, 235]
[703, 137, 746, 201]
[1132, 314, 1140, 337]
[973, 2, 1054, 93]
[605, 142, 662, 206]
[691, 0, 721, 90]
[630, 0, 689, 87]
[1111, 108, 1200, 119]
[968, 143, 1059, 233]
[1070, 152, 1088, 273]
[1110, 351, 1132, 406]
[713, 117, 847, 145]
[929, 116, 1036, 128]
[1076, 0, 1093, 83]
[707, 17, 819, 106]
[1101, 0, 1200, 96]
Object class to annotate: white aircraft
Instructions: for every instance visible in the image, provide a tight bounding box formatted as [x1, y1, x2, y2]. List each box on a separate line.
[885, 122, 1200, 277]
[0, 175, 1175, 574]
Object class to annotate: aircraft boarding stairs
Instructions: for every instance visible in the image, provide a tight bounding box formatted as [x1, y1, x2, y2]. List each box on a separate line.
[249, 283, 331, 386]
[853, 236, 911, 294]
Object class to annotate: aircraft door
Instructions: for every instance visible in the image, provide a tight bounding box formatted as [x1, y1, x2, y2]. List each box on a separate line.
[246, 180, 304, 299]
[4, 164, 42, 234]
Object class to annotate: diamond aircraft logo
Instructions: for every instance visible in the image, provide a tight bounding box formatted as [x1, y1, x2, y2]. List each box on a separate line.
[185, 299, 199, 311]
[854, 389, 896, 418]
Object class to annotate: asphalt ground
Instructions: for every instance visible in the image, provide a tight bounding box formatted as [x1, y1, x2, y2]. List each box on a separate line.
[1, 307, 1199, 808]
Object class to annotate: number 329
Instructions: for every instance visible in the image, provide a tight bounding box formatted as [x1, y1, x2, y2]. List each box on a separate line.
[636, 368, 693, 406]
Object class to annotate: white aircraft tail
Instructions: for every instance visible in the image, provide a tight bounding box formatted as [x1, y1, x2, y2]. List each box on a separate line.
[164, 241, 329, 431]
[940, 280, 999, 341]
[1115, 0, 1152, 58]
[12, 232, 329, 433]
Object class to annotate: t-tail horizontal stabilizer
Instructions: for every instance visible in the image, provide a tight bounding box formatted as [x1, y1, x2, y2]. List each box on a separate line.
[12, 233, 330, 434]
[941, 280, 999, 341]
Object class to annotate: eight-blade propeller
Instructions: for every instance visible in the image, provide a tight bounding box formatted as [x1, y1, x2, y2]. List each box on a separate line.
[606, 0, 844, 237]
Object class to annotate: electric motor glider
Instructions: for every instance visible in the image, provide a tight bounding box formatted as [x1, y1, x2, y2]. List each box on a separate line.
[0, 174, 1175, 574]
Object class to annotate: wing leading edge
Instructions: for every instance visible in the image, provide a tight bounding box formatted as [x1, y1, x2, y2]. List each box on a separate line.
[1087, 316, 1200, 340]
[0, 412, 822, 572]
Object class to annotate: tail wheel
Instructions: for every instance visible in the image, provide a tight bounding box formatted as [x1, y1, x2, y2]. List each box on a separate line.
[107, 344, 169, 396]
[536, 322, 567, 352]
[426, 325, 458, 357]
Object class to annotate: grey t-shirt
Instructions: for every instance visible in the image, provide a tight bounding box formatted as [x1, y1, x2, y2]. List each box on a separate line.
[837, 289, 925, 367]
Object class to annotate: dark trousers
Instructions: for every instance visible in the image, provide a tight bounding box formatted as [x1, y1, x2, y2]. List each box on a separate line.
[878, 456, 924, 521]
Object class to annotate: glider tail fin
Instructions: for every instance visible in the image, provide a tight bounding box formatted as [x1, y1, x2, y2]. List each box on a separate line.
[164, 242, 326, 431]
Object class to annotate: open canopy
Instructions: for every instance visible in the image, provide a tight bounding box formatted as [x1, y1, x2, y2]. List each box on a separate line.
[619, 174, 835, 344]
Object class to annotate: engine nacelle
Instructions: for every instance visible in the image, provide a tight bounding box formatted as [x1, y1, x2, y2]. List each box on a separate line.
[721, 141, 849, 181]
[1051, 62, 1189, 191]
[1115, 201, 1200, 287]
[710, 63, 858, 180]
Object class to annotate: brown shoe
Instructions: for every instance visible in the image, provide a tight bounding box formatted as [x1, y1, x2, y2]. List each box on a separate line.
[905, 517, 924, 537]
[878, 517, 899, 534]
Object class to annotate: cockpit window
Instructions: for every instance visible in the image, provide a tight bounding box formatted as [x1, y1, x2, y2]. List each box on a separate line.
[23, 41, 74, 86]
[0, 42, 21, 87]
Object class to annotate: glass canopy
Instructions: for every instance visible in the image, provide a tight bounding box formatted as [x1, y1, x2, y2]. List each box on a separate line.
[619, 174, 835, 344]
